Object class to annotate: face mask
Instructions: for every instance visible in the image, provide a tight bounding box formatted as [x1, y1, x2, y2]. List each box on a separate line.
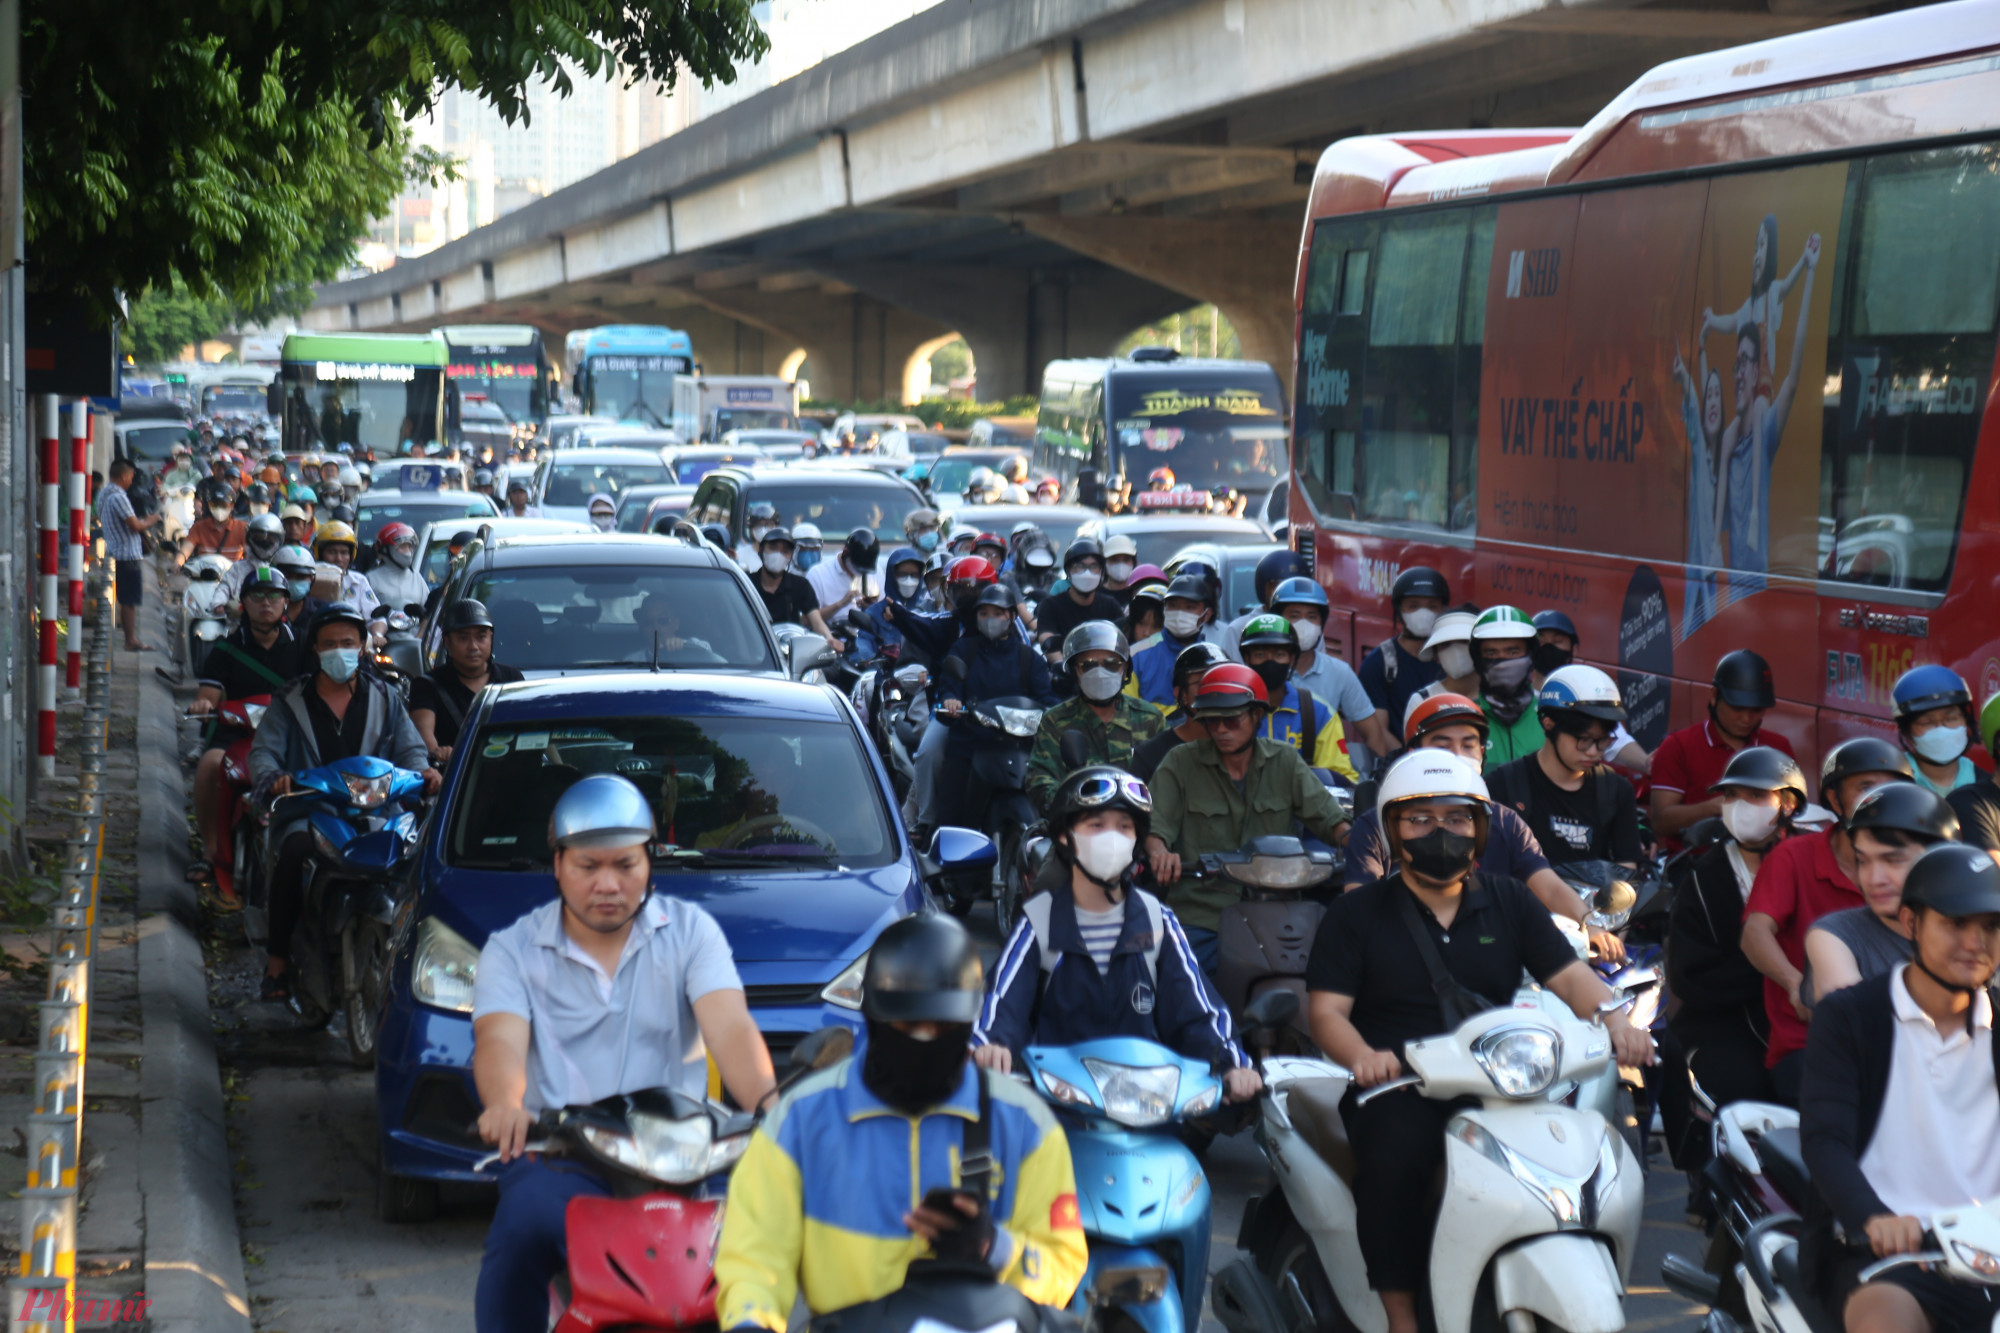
[861, 1020, 971, 1115]
[761, 551, 790, 574]
[208, 505, 231, 523]
[286, 578, 312, 600]
[1722, 799, 1782, 846]
[1915, 725, 1968, 765]
[248, 503, 270, 517]
[592, 513, 615, 532]
[1402, 608, 1439, 639]
[1164, 610, 1203, 640]
[1531, 642, 1574, 677]
[1479, 655, 1534, 692]
[1251, 660, 1292, 701]
[796, 549, 822, 572]
[388, 545, 415, 569]
[1403, 827, 1477, 881]
[896, 576, 921, 600]
[749, 525, 773, 543]
[1079, 666, 1124, 702]
[318, 647, 361, 682]
[1437, 643, 1476, 680]
[1107, 559, 1135, 583]
[1069, 568, 1103, 594]
[1290, 618, 1322, 653]
[978, 614, 1011, 641]
[914, 531, 939, 552]
[1070, 828, 1137, 883]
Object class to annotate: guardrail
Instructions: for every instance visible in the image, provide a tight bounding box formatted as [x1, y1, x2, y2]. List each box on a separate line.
[9, 565, 112, 1333]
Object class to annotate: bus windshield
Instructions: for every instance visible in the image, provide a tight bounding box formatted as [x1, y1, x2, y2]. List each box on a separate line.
[449, 359, 544, 425]
[589, 356, 684, 426]
[1109, 370, 1288, 491]
[280, 364, 443, 455]
[714, 407, 797, 434]
[203, 385, 266, 415]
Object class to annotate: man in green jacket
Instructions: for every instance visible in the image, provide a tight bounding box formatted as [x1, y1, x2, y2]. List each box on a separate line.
[1470, 605, 1546, 768]
[1145, 662, 1350, 970]
[1027, 623, 1166, 812]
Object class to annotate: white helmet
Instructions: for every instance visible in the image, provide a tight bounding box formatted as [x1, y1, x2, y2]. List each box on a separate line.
[1375, 749, 1491, 828]
[1418, 609, 1477, 662]
[1537, 663, 1626, 722]
[793, 522, 824, 548]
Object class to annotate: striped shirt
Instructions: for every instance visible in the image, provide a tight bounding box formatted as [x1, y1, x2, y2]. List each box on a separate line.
[97, 482, 143, 561]
[1073, 903, 1123, 974]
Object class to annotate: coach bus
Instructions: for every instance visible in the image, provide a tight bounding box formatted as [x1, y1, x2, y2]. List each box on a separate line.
[1287, 0, 2000, 770]
[277, 332, 449, 458]
[570, 324, 695, 427]
[438, 324, 551, 442]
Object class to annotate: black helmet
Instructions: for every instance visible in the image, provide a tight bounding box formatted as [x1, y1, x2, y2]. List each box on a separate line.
[1819, 737, 1914, 797]
[306, 601, 369, 645]
[1900, 842, 2000, 919]
[441, 598, 495, 634]
[1163, 572, 1214, 608]
[971, 583, 1015, 614]
[860, 913, 984, 1024]
[1062, 537, 1103, 571]
[1172, 641, 1231, 691]
[759, 525, 795, 549]
[700, 523, 731, 551]
[1709, 745, 1807, 810]
[473, 468, 493, 486]
[1846, 783, 1959, 846]
[196, 476, 235, 507]
[244, 481, 271, 506]
[1713, 650, 1777, 710]
[1532, 609, 1578, 641]
[1047, 765, 1153, 846]
[1390, 566, 1449, 608]
[844, 528, 880, 569]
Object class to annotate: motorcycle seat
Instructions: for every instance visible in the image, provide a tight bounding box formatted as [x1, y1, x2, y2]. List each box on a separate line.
[1754, 1126, 1811, 1208]
[1288, 1077, 1356, 1187]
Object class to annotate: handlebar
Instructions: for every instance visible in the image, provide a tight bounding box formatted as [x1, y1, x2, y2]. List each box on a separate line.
[1355, 1074, 1423, 1106]
[1858, 1250, 1946, 1283]
[473, 1142, 552, 1172]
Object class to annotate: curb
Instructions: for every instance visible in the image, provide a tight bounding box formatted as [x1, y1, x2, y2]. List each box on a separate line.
[133, 569, 253, 1333]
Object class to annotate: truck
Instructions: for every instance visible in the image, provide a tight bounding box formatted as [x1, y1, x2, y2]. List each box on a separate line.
[671, 374, 802, 442]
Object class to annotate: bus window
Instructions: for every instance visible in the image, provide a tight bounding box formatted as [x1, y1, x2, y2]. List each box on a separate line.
[1295, 219, 1374, 520]
[1821, 143, 2000, 592]
[1339, 250, 1369, 316]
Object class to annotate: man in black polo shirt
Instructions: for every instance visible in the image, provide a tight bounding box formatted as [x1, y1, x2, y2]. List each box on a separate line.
[1306, 749, 1653, 1333]
[408, 598, 524, 767]
[751, 527, 841, 649]
[1034, 538, 1124, 660]
[189, 566, 302, 892]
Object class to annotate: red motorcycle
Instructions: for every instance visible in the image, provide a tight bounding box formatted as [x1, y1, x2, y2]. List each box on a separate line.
[213, 693, 271, 907]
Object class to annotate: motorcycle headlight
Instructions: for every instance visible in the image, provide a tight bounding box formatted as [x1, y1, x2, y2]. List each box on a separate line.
[1592, 1129, 1621, 1216]
[344, 771, 392, 809]
[995, 706, 1043, 738]
[411, 916, 480, 1013]
[820, 953, 867, 1010]
[1472, 1026, 1561, 1099]
[579, 1112, 749, 1185]
[1037, 1069, 1096, 1110]
[1449, 1115, 1592, 1227]
[243, 703, 268, 729]
[1081, 1059, 1180, 1128]
[1182, 1083, 1220, 1117]
[1953, 1241, 2000, 1280]
[1222, 853, 1326, 890]
[194, 619, 225, 641]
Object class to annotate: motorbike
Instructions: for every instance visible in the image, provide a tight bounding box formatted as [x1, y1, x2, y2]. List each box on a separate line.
[1239, 1005, 1644, 1333]
[935, 658, 1044, 928]
[1658, 1076, 1804, 1328]
[212, 693, 272, 905]
[378, 608, 423, 683]
[1740, 1201, 2000, 1333]
[1558, 859, 1668, 1169]
[1205, 837, 1340, 1057]
[855, 662, 929, 803]
[181, 553, 235, 675]
[272, 754, 426, 1063]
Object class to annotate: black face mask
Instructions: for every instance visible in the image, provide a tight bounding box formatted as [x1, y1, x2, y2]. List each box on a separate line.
[1250, 660, 1292, 703]
[1403, 828, 1477, 881]
[1531, 642, 1573, 677]
[861, 1020, 972, 1114]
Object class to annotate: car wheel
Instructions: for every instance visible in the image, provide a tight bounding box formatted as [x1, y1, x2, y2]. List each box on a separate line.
[376, 1169, 439, 1224]
[342, 925, 384, 1070]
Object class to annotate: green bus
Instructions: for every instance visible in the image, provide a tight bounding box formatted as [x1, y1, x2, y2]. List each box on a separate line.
[278, 332, 449, 458]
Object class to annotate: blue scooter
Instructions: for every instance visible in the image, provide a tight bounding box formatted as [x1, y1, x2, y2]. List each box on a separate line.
[277, 754, 427, 1064]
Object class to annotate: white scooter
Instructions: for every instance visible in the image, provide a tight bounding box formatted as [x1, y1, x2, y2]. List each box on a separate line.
[1241, 1007, 1644, 1333]
[181, 553, 235, 675]
[1740, 1196, 2000, 1333]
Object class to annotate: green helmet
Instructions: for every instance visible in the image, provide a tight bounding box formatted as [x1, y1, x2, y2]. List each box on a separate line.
[1471, 605, 1536, 640]
[1981, 690, 2000, 759]
[1237, 613, 1300, 654]
[241, 565, 289, 598]
[287, 482, 316, 503]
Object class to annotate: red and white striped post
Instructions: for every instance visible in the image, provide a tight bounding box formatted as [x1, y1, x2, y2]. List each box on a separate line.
[37, 395, 61, 776]
[65, 400, 87, 695]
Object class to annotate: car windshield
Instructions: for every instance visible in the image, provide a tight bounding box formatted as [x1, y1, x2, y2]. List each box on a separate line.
[449, 714, 897, 870]
[1110, 371, 1288, 491]
[544, 460, 670, 508]
[355, 495, 500, 545]
[1120, 526, 1271, 568]
[616, 493, 690, 533]
[674, 454, 756, 484]
[464, 565, 777, 673]
[123, 423, 195, 463]
[714, 408, 797, 434]
[753, 483, 910, 545]
[924, 453, 1015, 496]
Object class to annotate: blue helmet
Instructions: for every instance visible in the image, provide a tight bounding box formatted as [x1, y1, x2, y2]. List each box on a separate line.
[1254, 550, 1308, 600]
[1532, 609, 1578, 640]
[1892, 664, 1971, 723]
[550, 774, 656, 851]
[1269, 576, 1329, 612]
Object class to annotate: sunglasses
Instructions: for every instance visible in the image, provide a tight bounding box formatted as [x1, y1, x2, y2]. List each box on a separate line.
[1071, 772, 1153, 813]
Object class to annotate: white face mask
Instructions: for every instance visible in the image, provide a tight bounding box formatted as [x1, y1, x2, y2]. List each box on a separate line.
[1079, 667, 1124, 702]
[749, 524, 773, 543]
[895, 576, 921, 599]
[592, 512, 615, 531]
[761, 551, 790, 574]
[1164, 610, 1203, 640]
[1722, 798, 1782, 846]
[1290, 618, 1322, 653]
[1438, 643, 1475, 680]
[1071, 829, 1137, 882]
[1107, 559, 1135, 582]
[1069, 568, 1103, 594]
[388, 544, 415, 569]
[1402, 608, 1439, 639]
[1915, 725, 1968, 765]
[208, 505, 232, 523]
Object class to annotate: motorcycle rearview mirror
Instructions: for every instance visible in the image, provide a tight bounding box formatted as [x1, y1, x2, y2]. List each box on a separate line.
[1602, 880, 1638, 918]
[1239, 989, 1300, 1031]
[1058, 729, 1092, 772]
[789, 1026, 854, 1074]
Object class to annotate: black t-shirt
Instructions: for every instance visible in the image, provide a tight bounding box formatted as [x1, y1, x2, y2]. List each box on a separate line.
[756, 571, 820, 627]
[198, 624, 303, 699]
[1036, 589, 1125, 648]
[1486, 755, 1641, 866]
[1128, 727, 1188, 783]
[408, 661, 525, 749]
[302, 680, 371, 766]
[1306, 872, 1579, 1054]
[1949, 776, 2000, 853]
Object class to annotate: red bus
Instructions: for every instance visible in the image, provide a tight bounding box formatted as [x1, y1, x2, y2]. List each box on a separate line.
[1287, 0, 2000, 773]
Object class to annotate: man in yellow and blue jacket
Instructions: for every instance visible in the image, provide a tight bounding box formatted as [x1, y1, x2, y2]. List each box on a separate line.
[716, 914, 1087, 1331]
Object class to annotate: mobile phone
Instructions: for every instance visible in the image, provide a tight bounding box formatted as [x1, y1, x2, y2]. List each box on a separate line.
[920, 1186, 971, 1217]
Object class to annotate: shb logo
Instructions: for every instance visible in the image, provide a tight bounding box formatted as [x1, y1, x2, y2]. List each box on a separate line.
[1505, 248, 1561, 298]
[1130, 982, 1156, 1015]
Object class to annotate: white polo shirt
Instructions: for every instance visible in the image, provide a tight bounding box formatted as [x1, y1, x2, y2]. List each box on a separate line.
[1857, 964, 2000, 1219]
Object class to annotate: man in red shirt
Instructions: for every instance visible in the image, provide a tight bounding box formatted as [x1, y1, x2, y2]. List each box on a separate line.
[1650, 650, 1795, 852]
[1740, 737, 1913, 1102]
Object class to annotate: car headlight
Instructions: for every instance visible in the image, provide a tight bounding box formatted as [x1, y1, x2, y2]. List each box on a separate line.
[1472, 1026, 1561, 1099]
[411, 916, 480, 1013]
[820, 953, 867, 1010]
[1037, 1069, 1096, 1109]
[995, 706, 1043, 737]
[579, 1113, 750, 1185]
[1081, 1059, 1180, 1128]
[344, 771, 392, 809]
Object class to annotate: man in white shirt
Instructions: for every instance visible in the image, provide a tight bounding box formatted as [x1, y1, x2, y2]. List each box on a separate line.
[807, 527, 882, 617]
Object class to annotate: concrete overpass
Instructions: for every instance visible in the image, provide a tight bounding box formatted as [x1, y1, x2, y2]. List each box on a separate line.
[308, 0, 1876, 401]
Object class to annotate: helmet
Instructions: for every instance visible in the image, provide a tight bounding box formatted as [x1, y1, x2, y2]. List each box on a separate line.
[441, 598, 495, 634]
[1982, 690, 2000, 758]
[313, 520, 357, 556]
[944, 555, 997, 594]
[972, 531, 1005, 554]
[1103, 535, 1139, 562]
[1269, 576, 1328, 613]
[279, 503, 311, 525]
[1047, 765, 1153, 845]
[1163, 573, 1214, 609]
[965, 467, 999, 500]
[759, 526, 795, 549]
[747, 501, 778, 526]
[1820, 737, 1914, 793]
[1062, 537, 1103, 571]
[1891, 664, 1971, 723]
[1035, 478, 1062, 501]
[550, 774, 656, 851]
[1000, 455, 1029, 483]
[1190, 662, 1268, 716]
[473, 468, 493, 486]
[1709, 746, 1808, 809]
[1011, 522, 1039, 544]
[843, 528, 880, 569]
[1238, 613, 1300, 654]
[700, 523, 731, 551]
[240, 566, 289, 599]
[1254, 550, 1308, 601]
[506, 476, 529, 495]
[1172, 641, 1230, 693]
[970, 583, 1015, 615]
[377, 520, 417, 550]
[272, 544, 317, 579]
[244, 482, 271, 507]
[1062, 621, 1130, 674]
[1147, 466, 1176, 491]
[793, 522, 824, 549]
[1389, 566, 1449, 608]
[1375, 749, 1490, 830]
[1127, 563, 1170, 590]
[860, 912, 984, 1024]
[1713, 650, 1777, 710]
[1404, 692, 1490, 745]
[306, 601, 369, 645]
[1418, 610, 1478, 662]
[903, 507, 940, 535]
[287, 482, 315, 504]
[1900, 843, 2000, 919]
[946, 524, 980, 551]
[1471, 605, 1536, 640]
[196, 476, 235, 508]
[317, 482, 345, 507]
[924, 550, 951, 579]
[1536, 664, 1626, 723]
[1531, 610, 1579, 641]
[245, 512, 284, 558]
[1846, 783, 1959, 846]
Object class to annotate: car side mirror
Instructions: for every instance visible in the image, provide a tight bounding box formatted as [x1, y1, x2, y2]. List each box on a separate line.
[921, 826, 997, 881]
[785, 632, 839, 679]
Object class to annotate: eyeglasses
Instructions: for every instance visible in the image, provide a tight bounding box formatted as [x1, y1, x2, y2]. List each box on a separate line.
[1397, 810, 1478, 833]
[1070, 772, 1153, 813]
[1569, 734, 1615, 754]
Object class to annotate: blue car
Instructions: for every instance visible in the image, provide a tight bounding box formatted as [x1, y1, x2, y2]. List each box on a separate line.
[371, 671, 976, 1221]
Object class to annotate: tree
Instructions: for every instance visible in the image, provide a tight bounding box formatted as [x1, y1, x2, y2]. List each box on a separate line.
[122, 282, 237, 364]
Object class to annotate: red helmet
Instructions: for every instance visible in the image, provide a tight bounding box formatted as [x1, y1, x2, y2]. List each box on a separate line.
[944, 554, 998, 589]
[1147, 466, 1176, 491]
[1404, 691, 1490, 745]
[973, 531, 1004, 551]
[377, 521, 417, 549]
[1189, 662, 1269, 716]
